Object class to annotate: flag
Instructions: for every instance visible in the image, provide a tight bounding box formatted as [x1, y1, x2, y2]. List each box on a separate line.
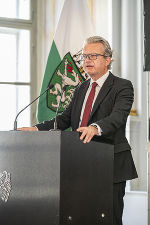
[37, 0, 94, 123]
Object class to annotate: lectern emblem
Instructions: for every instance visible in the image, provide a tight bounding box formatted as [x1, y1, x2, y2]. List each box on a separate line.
[0, 171, 11, 202]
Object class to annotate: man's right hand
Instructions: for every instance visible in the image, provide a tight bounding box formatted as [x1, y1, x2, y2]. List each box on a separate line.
[17, 127, 38, 131]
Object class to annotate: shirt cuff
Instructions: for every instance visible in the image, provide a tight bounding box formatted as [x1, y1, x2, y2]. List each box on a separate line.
[34, 125, 39, 131]
[90, 123, 102, 136]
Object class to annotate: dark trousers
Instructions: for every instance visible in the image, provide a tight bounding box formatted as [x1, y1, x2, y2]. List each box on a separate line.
[113, 181, 126, 225]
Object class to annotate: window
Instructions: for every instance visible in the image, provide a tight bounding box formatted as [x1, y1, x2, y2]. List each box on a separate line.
[0, 0, 30, 20]
[0, 0, 37, 130]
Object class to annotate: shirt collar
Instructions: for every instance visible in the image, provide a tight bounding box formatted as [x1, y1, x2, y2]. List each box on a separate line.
[90, 71, 109, 87]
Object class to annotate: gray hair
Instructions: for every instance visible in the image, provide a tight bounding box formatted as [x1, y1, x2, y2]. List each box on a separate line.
[83, 36, 113, 69]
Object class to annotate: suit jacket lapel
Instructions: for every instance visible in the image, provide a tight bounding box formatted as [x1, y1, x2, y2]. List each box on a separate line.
[90, 72, 114, 119]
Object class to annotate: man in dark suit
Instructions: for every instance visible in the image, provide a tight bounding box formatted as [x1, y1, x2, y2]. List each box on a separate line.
[19, 36, 138, 225]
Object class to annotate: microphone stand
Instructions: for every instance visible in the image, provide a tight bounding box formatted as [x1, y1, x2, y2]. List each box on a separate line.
[52, 86, 66, 131]
[14, 84, 54, 130]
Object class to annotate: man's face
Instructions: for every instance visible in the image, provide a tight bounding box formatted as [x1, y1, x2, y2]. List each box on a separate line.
[82, 43, 111, 80]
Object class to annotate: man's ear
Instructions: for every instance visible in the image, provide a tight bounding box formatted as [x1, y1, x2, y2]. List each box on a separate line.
[106, 57, 111, 66]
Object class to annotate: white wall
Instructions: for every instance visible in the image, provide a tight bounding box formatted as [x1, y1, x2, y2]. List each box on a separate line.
[123, 192, 147, 225]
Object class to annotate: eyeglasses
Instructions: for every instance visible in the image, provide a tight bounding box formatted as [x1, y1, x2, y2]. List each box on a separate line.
[80, 53, 105, 61]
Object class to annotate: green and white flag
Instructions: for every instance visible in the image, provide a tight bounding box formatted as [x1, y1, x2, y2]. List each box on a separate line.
[37, 0, 94, 123]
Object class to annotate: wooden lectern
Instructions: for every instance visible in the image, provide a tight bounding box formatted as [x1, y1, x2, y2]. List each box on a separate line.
[0, 131, 114, 225]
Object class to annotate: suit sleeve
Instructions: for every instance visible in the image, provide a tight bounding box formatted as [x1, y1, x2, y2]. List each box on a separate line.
[97, 80, 134, 136]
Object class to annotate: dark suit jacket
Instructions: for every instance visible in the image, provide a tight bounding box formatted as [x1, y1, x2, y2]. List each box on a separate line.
[36, 72, 138, 183]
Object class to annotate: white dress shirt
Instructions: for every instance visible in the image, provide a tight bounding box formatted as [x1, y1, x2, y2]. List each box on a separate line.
[79, 71, 109, 134]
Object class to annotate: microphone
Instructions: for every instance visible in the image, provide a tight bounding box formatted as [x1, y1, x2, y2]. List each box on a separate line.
[53, 86, 66, 131]
[14, 84, 54, 130]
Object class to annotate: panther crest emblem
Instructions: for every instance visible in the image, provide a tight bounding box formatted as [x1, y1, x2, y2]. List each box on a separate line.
[47, 52, 88, 112]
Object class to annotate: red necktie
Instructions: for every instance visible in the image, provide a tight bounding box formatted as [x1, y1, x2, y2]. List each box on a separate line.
[80, 82, 97, 127]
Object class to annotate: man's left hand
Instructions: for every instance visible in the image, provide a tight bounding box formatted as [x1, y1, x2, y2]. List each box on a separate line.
[76, 126, 99, 144]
